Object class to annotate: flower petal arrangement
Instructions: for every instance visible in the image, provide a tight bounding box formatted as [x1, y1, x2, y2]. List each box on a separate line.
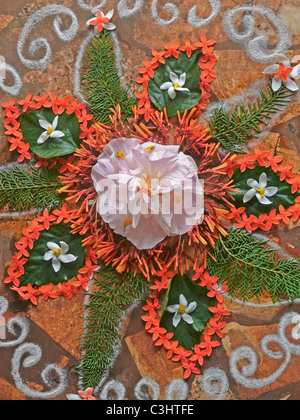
[1, 8, 300, 395]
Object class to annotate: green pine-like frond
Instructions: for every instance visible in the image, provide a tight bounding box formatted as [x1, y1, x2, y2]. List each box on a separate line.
[78, 266, 150, 389]
[206, 229, 300, 303]
[209, 84, 292, 153]
[81, 31, 136, 124]
[0, 166, 62, 212]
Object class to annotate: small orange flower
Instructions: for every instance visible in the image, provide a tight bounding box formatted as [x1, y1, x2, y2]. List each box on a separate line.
[179, 40, 197, 58]
[199, 335, 220, 357]
[151, 49, 166, 64]
[138, 59, 158, 78]
[88, 12, 110, 32]
[274, 63, 293, 83]
[137, 101, 155, 122]
[78, 388, 97, 401]
[182, 361, 200, 379]
[4, 268, 22, 287]
[287, 174, 300, 194]
[264, 155, 283, 172]
[236, 155, 256, 172]
[227, 206, 246, 223]
[277, 164, 294, 181]
[209, 304, 231, 321]
[164, 42, 181, 59]
[199, 61, 216, 78]
[20, 284, 42, 306]
[17, 143, 31, 163]
[135, 90, 149, 108]
[154, 332, 174, 348]
[195, 34, 216, 54]
[37, 209, 57, 230]
[34, 93, 49, 109]
[66, 98, 86, 118]
[277, 204, 292, 224]
[189, 346, 206, 366]
[18, 93, 35, 112]
[1, 99, 19, 115]
[53, 205, 70, 224]
[39, 284, 58, 301]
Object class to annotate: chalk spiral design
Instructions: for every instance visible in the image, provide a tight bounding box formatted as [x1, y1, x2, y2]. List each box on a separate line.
[230, 312, 300, 389]
[188, 0, 220, 28]
[17, 5, 79, 70]
[151, 0, 180, 26]
[223, 5, 291, 62]
[11, 342, 68, 399]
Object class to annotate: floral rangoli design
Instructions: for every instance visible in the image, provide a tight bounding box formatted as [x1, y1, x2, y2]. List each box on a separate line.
[1, 6, 300, 400]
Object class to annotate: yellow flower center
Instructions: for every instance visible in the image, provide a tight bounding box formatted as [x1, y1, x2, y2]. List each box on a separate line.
[256, 188, 265, 198]
[140, 176, 152, 193]
[46, 126, 53, 136]
[116, 151, 125, 160]
[124, 217, 132, 229]
[52, 248, 61, 258]
[178, 304, 186, 314]
[173, 83, 181, 89]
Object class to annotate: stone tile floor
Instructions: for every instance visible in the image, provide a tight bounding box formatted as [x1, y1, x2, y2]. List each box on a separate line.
[0, 0, 299, 400]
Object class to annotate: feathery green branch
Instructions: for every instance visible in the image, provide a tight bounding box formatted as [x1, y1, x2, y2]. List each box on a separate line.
[206, 229, 300, 302]
[209, 84, 292, 153]
[81, 31, 136, 124]
[79, 267, 150, 389]
[0, 166, 62, 212]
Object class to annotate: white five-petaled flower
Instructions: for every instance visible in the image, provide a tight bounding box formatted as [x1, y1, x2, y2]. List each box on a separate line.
[166, 294, 197, 328]
[86, 9, 116, 36]
[243, 172, 278, 205]
[44, 241, 77, 273]
[37, 115, 64, 145]
[160, 72, 190, 100]
[263, 54, 300, 92]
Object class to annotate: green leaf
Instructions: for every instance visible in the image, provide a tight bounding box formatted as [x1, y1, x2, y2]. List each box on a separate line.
[230, 166, 298, 217]
[18, 109, 80, 159]
[147, 52, 202, 117]
[21, 224, 85, 286]
[160, 273, 215, 350]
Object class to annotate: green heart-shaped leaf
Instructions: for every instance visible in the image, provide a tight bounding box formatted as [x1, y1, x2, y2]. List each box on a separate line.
[18, 109, 80, 159]
[160, 273, 215, 350]
[147, 52, 202, 117]
[21, 224, 85, 287]
[230, 166, 299, 217]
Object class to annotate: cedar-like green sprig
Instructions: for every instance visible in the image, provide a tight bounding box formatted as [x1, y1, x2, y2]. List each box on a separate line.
[0, 166, 62, 212]
[209, 84, 292, 153]
[81, 31, 136, 124]
[206, 229, 300, 303]
[78, 267, 150, 389]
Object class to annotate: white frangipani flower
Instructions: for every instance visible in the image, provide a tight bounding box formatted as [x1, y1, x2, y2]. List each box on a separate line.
[160, 72, 190, 100]
[86, 9, 116, 36]
[166, 294, 197, 328]
[243, 172, 278, 205]
[37, 115, 64, 145]
[263, 54, 300, 92]
[44, 241, 77, 273]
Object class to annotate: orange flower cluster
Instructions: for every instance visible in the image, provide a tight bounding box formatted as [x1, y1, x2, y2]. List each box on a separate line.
[224, 147, 300, 232]
[1, 93, 94, 164]
[135, 35, 217, 121]
[5, 205, 99, 305]
[142, 268, 230, 379]
[60, 105, 234, 280]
